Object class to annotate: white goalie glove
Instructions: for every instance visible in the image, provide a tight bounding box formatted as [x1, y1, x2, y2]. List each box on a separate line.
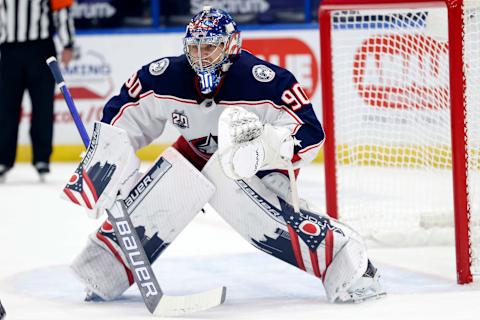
[218, 107, 294, 180]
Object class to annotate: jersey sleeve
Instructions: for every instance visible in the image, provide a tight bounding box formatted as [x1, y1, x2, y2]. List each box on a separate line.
[270, 71, 325, 167]
[101, 63, 167, 150]
[52, 1, 75, 49]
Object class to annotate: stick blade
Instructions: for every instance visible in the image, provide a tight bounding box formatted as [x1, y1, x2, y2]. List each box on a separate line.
[154, 286, 226, 317]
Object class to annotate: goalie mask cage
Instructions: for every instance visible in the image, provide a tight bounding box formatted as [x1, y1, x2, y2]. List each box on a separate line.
[319, 0, 479, 284]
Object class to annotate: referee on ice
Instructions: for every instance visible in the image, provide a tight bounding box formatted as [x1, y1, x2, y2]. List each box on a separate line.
[0, 0, 76, 182]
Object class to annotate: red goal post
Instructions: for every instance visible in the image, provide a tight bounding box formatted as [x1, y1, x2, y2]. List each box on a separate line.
[318, 0, 478, 284]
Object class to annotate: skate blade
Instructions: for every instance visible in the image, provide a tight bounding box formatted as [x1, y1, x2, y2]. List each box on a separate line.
[336, 290, 387, 304]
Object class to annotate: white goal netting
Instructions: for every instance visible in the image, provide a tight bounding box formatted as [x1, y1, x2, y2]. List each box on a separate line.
[326, 2, 480, 274]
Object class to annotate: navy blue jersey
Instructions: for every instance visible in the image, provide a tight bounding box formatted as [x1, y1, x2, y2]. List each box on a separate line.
[101, 50, 324, 167]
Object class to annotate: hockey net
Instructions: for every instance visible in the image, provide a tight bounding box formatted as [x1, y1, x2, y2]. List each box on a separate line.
[319, 0, 480, 283]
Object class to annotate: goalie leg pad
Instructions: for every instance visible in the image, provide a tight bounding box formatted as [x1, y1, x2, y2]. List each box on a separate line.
[322, 231, 368, 303]
[71, 233, 131, 300]
[202, 154, 374, 302]
[72, 147, 216, 300]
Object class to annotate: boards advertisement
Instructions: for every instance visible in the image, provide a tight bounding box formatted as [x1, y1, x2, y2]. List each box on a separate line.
[17, 28, 321, 161]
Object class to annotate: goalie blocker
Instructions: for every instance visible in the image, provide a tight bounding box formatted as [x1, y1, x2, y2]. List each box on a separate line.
[61, 122, 141, 219]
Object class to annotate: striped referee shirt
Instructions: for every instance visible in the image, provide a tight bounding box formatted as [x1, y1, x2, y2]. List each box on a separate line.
[0, 0, 75, 47]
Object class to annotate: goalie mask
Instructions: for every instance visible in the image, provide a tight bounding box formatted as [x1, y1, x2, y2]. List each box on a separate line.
[183, 7, 241, 95]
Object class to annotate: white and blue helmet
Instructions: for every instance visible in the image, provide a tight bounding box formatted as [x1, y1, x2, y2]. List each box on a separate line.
[183, 7, 241, 94]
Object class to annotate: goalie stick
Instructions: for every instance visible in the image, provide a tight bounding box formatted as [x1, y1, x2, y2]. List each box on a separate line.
[46, 56, 226, 316]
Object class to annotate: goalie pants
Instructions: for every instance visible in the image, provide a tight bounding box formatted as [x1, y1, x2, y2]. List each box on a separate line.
[0, 39, 56, 168]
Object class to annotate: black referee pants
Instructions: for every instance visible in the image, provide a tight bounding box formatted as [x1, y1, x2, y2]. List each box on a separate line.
[0, 39, 56, 168]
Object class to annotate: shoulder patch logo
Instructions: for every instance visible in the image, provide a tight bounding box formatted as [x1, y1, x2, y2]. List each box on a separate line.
[252, 64, 275, 82]
[149, 58, 169, 76]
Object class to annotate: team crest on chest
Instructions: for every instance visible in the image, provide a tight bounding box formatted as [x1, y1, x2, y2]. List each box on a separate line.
[171, 110, 189, 128]
[252, 64, 275, 82]
[149, 58, 169, 76]
[190, 134, 218, 155]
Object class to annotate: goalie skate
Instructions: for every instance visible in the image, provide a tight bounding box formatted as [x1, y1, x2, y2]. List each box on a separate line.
[335, 260, 386, 304]
[84, 290, 104, 302]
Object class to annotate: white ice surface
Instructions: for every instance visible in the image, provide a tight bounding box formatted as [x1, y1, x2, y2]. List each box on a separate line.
[0, 163, 480, 320]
